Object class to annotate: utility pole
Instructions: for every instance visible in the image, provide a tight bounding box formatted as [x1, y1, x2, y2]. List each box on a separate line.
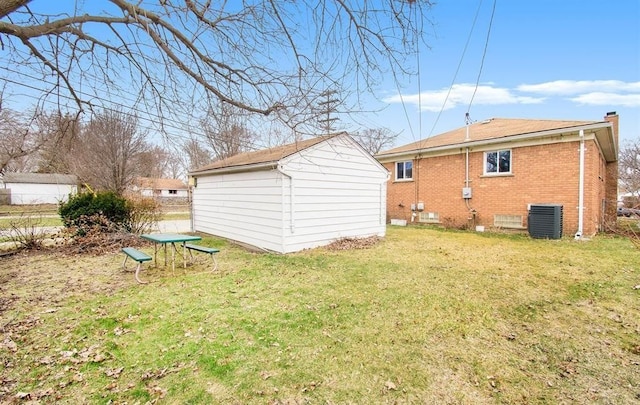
[317, 90, 340, 135]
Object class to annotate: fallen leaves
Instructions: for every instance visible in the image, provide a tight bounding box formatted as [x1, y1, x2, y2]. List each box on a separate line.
[2, 337, 17, 352]
[325, 236, 382, 251]
[59, 345, 109, 365]
[141, 364, 185, 381]
[105, 367, 124, 379]
[384, 380, 397, 391]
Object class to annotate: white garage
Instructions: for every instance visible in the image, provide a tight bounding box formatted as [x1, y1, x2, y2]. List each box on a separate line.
[190, 133, 389, 253]
[2, 173, 78, 205]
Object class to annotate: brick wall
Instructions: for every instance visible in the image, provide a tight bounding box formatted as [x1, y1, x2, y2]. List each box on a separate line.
[384, 137, 607, 235]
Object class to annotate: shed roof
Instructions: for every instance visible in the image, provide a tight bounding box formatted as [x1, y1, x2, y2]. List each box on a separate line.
[2, 173, 78, 185]
[376, 117, 615, 160]
[134, 177, 187, 190]
[191, 133, 343, 174]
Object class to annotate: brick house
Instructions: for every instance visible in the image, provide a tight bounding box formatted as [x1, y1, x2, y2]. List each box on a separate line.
[375, 112, 619, 237]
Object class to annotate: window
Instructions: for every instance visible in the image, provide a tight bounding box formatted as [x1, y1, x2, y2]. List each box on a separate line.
[418, 212, 439, 223]
[396, 161, 413, 180]
[484, 149, 511, 175]
[168, 189, 177, 195]
[494, 214, 523, 229]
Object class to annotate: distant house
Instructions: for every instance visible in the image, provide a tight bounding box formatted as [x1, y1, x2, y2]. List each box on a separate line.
[2, 173, 78, 205]
[189, 133, 389, 253]
[131, 177, 189, 203]
[375, 112, 619, 237]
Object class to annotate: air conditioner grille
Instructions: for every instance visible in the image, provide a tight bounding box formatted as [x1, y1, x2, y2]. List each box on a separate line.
[528, 204, 563, 239]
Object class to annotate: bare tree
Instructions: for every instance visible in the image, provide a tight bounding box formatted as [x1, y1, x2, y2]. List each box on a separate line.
[72, 110, 149, 194]
[619, 139, 640, 207]
[34, 112, 79, 174]
[183, 137, 213, 172]
[354, 128, 399, 155]
[136, 145, 171, 179]
[0, 107, 76, 174]
[0, 107, 30, 173]
[201, 103, 255, 160]
[0, 1, 432, 137]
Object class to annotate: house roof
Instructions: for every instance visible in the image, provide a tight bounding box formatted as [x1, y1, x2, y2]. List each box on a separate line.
[190, 133, 344, 175]
[134, 177, 187, 190]
[376, 117, 616, 161]
[2, 172, 78, 185]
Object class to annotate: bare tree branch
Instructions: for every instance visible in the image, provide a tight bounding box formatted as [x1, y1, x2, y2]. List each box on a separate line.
[0, 1, 434, 140]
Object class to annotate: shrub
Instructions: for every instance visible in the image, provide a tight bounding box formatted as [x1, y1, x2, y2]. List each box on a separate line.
[59, 191, 130, 235]
[126, 196, 162, 234]
[4, 213, 51, 250]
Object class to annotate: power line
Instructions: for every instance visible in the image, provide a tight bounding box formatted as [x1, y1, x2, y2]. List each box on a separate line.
[427, 0, 485, 138]
[0, 75, 287, 154]
[467, 0, 497, 115]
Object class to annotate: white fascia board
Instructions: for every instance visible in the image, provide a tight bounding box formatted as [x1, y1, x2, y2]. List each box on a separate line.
[189, 161, 278, 177]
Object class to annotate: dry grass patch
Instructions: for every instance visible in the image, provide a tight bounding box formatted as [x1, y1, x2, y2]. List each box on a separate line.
[1, 227, 639, 403]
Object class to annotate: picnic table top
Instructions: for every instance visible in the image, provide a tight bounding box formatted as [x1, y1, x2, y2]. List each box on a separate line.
[140, 233, 202, 244]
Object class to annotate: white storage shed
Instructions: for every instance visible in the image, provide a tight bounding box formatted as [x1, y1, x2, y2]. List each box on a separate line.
[189, 133, 389, 253]
[2, 173, 78, 205]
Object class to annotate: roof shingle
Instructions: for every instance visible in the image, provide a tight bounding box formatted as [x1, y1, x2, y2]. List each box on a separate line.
[377, 118, 600, 156]
[191, 134, 342, 173]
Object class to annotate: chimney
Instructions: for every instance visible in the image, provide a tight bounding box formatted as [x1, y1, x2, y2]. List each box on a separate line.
[604, 111, 619, 138]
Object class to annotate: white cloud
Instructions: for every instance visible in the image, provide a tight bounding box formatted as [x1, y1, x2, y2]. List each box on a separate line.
[517, 80, 640, 95]
[383, 80, 640, 111]
[570, 92, 640, 107]
[383, 83, 545, 112]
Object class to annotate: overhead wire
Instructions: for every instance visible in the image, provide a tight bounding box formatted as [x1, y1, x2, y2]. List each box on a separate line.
[467, 0, 497, 116]
[426, 0, 485, 139]
[0, 69, 270, 151]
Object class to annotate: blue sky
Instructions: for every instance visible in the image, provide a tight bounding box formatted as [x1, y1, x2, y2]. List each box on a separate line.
[1, 1, 637, 152]
[361, 0, 640, 149]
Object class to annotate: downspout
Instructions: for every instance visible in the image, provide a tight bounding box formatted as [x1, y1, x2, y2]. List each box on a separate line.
[575, 129, 585, 239]
[277, 164, 295, 234]
[412, 155, 420, 222]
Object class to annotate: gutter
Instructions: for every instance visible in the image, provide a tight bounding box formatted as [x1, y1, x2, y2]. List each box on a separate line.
[189, 161, 278, 177]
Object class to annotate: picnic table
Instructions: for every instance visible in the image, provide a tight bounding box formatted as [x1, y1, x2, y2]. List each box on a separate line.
[140, 233, 202, 272]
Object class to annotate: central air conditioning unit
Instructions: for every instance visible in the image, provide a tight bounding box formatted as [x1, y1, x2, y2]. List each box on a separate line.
[528, 204, 563, 239]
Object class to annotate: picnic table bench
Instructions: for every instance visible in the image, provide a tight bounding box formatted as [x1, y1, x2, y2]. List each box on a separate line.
[185, 243, 219, 271]
[121, 247, 152, 284]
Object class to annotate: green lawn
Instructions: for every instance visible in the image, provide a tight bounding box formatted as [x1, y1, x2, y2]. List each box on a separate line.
[0, 210, 191, 228]
[1, 226, 639, 403]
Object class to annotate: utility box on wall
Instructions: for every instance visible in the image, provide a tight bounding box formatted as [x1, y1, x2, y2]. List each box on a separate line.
[528, 204, 563, 239]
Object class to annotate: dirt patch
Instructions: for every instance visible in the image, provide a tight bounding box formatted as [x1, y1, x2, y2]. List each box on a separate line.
[325, 235, 382, 250]
[0, 231, 152, 320]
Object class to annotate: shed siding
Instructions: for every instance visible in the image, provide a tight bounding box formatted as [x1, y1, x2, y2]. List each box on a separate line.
[192, 134, 388, 253]
[6, 182, 76, 205]
[192, 170, 286, 252]
[280, 136, 387, 253]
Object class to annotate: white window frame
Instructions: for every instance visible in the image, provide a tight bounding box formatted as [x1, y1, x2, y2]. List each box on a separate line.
[395, 160, 413, 181]
[484, 149, 512, 175]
